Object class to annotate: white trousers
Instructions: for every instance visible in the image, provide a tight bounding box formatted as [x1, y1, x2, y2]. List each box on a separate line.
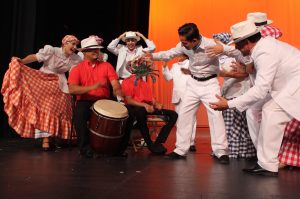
[257, 98, 291, 172]
[174, 77, 228, 157]
[175, 101, 197, 146]
[246, 94, 271, 148]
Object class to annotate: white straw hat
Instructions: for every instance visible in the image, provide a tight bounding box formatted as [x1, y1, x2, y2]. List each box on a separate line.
[247, 12, 273, 27]
[121, 31, 140, 42]
[229, 20, 260, 44]
[78, 37, 103, 51]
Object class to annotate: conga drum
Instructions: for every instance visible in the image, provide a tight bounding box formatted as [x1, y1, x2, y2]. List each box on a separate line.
[89, 100, 128, 154]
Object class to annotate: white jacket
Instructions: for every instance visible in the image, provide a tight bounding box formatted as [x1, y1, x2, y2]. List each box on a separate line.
[107, 38, 156, 78]
[162, 59, 190, 103]
[229, 37, 300, 120]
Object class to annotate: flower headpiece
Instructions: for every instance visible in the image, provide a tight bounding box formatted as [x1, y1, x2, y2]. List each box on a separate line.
[88, 35, 104, 45]
[62, 35, 79, 45]
[126, 56, 159, 85]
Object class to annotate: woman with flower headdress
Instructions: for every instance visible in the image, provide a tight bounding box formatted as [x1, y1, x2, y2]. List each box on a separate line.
[107, 31, 156, 82]
[1, 35, 82, 150]
[214, 32, 256, 159]
[121, 56, 178, 155]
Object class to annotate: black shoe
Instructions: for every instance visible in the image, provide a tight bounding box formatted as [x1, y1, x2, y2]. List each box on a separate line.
[217, 155, 230, 164]
[189, 145, 197, 152]
[164, 152, 186, 160]
[149, 143, 167, 155]
[246, 156, 258, 161]
[243, 164, 278, 177]
[52, 138, 63, 149]
[80, 150, 94, 158]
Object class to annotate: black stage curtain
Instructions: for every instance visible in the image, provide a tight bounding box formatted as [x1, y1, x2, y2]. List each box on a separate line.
[0, 0, 150, 138]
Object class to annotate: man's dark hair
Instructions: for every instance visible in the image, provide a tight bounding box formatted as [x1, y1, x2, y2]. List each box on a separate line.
[246, 32, 261, 43]
[178, 23, 201, 41]
[235, 32, 262, 50]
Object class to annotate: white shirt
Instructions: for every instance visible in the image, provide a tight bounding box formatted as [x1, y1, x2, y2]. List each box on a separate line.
[120, 49, 137, 78]
[107, 38, 156, 78]
[219, 55, 250, 98]
[162, 59, 190, 103]
[36, 45, 82, 93]
[153, 36, 243, 78]
[228, 37, 300, 120]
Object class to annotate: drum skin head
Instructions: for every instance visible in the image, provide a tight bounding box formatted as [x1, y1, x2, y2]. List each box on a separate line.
[93, 100, 128, 118]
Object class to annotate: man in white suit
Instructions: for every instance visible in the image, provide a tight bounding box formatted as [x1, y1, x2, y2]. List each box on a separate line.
[107, 31, 156, 81]
[244, 12, 283, 149]
[210, 20, 300, 176]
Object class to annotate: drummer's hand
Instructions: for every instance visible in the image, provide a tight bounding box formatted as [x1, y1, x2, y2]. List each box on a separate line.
[154, 102, 163, 110]
[144, 104, 154, 113]
[114, 88, 124, 99]
[91, 81, 105, 90]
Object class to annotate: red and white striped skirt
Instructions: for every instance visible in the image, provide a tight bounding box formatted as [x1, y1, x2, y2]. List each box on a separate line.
[1, 59, 73, 139]
[278, 119, 300, 167]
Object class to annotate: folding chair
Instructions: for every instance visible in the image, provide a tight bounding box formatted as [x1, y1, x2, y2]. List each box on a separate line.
[130, 115, 167, 152]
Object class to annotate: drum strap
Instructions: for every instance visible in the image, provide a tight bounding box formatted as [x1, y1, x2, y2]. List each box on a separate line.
[89, 128, 125, 139]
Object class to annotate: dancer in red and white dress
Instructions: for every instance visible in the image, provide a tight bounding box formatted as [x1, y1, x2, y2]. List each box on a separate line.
[1, 35, 82, 150]
[278, 119, 300, 168]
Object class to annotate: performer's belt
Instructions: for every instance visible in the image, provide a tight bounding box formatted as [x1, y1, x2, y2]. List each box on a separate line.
[191, 74, 217, 81]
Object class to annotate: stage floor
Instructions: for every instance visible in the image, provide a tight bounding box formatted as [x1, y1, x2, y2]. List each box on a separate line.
[0, 128, 300, 199]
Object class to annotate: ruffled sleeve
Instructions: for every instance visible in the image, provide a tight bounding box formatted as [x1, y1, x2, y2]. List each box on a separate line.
[36, 45, 54, 63]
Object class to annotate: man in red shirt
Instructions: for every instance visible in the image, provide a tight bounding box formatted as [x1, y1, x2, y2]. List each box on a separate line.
[122, 75, 178, 155]
[68, 37, 127, 158]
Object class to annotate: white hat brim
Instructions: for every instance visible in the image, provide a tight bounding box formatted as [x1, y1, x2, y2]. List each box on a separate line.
[122, 36, 140, 42]
[78, 46, 104, 51]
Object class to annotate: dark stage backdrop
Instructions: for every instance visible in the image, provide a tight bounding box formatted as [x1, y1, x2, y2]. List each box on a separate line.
[0, 0, 150, 138]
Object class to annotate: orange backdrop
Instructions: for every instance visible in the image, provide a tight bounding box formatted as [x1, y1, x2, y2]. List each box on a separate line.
[148, 0, 300, 127]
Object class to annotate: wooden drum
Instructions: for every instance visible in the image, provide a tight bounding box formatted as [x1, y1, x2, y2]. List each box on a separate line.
[89, 100, 128, 154]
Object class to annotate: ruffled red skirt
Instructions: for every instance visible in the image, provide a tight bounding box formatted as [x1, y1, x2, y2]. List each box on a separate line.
[278, 119, 300, 167]
[1, 59, 73, 139]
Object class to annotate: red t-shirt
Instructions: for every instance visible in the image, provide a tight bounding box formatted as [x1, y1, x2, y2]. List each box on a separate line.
[68, 60, 118, 101]
[122, 75, 153, 104]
